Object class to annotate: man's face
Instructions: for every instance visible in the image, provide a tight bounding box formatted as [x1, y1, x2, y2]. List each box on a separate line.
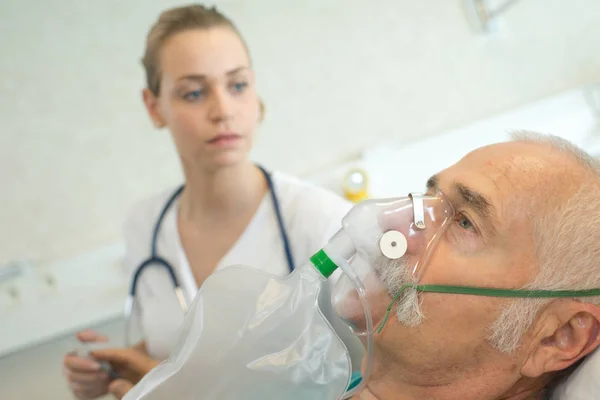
[372, 141, 581, 385]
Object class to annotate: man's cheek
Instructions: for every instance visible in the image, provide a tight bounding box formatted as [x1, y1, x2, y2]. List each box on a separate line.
[419, 294, 483, 333]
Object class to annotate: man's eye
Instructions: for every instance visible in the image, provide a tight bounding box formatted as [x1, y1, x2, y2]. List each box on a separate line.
[456, 214, 475, 231]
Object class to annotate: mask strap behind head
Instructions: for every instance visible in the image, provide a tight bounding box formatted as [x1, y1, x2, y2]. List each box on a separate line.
[377, 284, 600, 334]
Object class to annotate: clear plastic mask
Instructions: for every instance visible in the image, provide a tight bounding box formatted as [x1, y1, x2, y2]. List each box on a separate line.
[326, 192, 454, 335]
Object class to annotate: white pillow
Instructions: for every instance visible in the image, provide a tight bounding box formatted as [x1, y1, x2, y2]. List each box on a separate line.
[551, 348, 600, 399]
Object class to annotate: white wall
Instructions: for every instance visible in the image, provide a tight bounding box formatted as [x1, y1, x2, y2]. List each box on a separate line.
[1, 0, 600, 265]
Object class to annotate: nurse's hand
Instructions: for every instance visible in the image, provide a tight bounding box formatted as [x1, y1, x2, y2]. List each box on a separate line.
[90, 347, 159, 399]
[63, 330, 111, 399]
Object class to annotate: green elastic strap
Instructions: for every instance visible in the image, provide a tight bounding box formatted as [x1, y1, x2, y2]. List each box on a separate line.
[376, 284, 600, 334]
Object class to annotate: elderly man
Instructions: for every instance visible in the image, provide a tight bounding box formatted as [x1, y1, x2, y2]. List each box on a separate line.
[359, 132, 600, 400]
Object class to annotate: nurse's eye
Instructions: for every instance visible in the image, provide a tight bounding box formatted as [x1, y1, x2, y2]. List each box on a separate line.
[183, 89, 206, 102]
[229, 81, 248, 94]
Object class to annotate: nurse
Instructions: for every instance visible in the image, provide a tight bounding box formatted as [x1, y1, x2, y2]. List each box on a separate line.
[62, 4, 360, 399]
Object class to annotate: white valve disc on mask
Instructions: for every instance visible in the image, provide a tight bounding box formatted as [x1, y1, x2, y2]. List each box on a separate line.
[379, 230, 407, 260]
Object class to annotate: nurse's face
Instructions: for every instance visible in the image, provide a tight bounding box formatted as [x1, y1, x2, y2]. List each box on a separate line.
[144, 28, 261, 169]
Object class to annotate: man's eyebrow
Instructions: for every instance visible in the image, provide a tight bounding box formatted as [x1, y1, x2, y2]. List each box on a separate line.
[426, 174, 498, 234]
[453, 181, 495, 220]
[426, 175, 438, 191]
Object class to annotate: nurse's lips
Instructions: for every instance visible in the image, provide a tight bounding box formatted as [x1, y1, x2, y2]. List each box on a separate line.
[206, 132, 241, 147]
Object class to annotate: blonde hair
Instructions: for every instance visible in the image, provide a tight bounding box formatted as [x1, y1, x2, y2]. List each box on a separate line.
[141, 4, 265, 118]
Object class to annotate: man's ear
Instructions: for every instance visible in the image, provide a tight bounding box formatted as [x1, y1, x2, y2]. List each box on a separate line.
[522, 301, 600, 378]
[142, 88, 166, 128]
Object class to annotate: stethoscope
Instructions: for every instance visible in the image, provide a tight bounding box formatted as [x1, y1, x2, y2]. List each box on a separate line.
[124, 165, 295, 346]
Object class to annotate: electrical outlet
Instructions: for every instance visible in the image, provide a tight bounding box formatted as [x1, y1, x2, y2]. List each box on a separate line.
[0, 260, 34, 310]
[0, 284, 21, 309]
[37, 272, 59, 297]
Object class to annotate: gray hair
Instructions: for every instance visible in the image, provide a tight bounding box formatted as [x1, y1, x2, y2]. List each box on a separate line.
[488, 131, 600, 353]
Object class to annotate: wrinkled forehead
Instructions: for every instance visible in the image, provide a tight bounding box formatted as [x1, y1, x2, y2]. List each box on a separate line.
[434, 142, 570, 233]
[462, 143, 552, 180]
[458, 142, 583, 200]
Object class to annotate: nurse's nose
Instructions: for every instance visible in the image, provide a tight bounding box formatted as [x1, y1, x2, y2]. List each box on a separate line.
[208, 87, 233, 123]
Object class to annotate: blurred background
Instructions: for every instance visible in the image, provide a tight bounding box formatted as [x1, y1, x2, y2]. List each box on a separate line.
[1, 0, 599, 398]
